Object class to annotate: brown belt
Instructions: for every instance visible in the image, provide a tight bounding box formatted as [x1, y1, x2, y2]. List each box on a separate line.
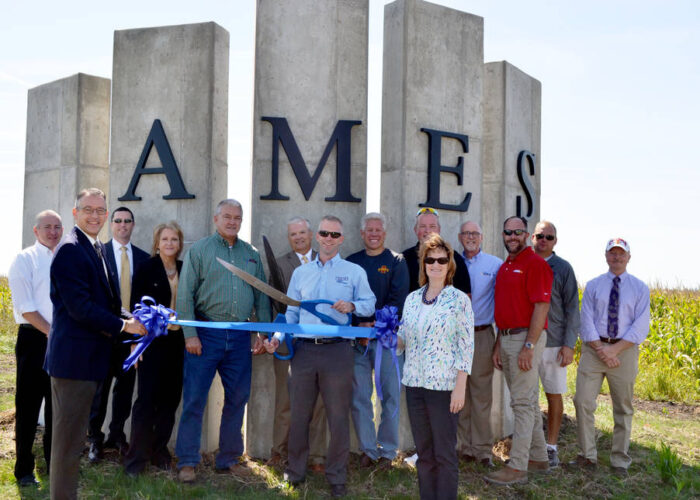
[599, 336, 620, 344]
[474, 324, 491, 332]
[500, 328, 528, 336]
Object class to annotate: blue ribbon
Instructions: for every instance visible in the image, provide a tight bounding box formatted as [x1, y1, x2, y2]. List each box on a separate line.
[373, 306, 402, 414]
[122, 296, 176, 372]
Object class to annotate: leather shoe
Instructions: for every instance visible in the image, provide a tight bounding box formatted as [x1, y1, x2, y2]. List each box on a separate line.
[309, 463, 325, 474]
[331, 484, 347, 497]
[282, 472, 304, 488]
[461, 454, 477, 463]
[216, 462, 251, 477]
[611, 466, 629, 477]
[484, 466, 528, 485]
[479, 457, 495, 468]
[17, 474, 39, 487]
[178, 466, 196, 483]
[266, 453, 286, 467]
[527, 460, 551, 473]
[88, 442, 103, 463]
[359, 454, 375, 468]
[377, 457, 393, 470]
[567, 455, 597, 470]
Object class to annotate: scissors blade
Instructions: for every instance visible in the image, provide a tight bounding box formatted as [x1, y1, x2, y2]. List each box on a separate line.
[262, 235, 288, 313]
[216, 257, 301, 307]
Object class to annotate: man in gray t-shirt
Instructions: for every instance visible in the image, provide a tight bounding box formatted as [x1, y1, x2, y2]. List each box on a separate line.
[532, 221, 580, 468]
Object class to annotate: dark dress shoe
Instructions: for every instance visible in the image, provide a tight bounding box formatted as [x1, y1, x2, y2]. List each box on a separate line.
[480, 457, 495, 468]
[331, 484, 347, 497]
[17, 474, 39, 487]
[359, 454, 375, 468]
[88, 442, 103, 463]
[377, 457, 393, 470]
[282, 472, 304, 488]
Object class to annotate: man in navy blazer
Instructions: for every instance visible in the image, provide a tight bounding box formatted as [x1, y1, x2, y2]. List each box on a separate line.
[88, 206, 150, 460]
[44, 188, 146, 500]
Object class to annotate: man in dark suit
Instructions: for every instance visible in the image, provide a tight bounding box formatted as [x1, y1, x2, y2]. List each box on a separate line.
[44, 188, 146, 500]
[88, 206, 149, 461]
[268, 217, 327, 472]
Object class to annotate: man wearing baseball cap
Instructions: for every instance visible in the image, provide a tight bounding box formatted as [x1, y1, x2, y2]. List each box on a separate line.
[570, 238, 650, 476]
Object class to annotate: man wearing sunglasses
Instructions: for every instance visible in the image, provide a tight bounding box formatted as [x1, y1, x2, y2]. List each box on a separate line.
[402, 207, 471, 297]
[87, 207, 149, 462]
[265, 215, 375, 498]
[485, 216, 553, 485]
[531, 221, 580, 468]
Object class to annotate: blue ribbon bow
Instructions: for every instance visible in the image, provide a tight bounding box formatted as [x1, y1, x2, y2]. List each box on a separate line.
[122, 296, 176, 372]
[373, 306, 402, 415]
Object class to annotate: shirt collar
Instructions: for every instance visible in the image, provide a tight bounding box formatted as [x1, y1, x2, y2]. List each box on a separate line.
[314, 252, 341, 267]
[214, 231, 238, 248]
[112, 239, 132, 252]
[33, 240, 55, 255]
[606, 270, 628, 282]
[295, 249, 313, 262]
[507, 245, 534, 263]
[462, 249, 481, 263]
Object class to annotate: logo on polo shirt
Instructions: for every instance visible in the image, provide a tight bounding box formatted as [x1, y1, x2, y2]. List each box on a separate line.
[335, 276, 349, 284]
[378, 265, 390, 274]
[513, 269, 523, 274]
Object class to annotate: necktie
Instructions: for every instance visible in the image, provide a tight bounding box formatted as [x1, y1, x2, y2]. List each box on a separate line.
[94, 242, 112, 292]
[302, 255, 309, 264]
[120, 246, 131, 309]
[607, 276, 620, 338]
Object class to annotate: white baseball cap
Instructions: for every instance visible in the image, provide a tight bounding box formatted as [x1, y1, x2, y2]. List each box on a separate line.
[605, 238, 630, 252]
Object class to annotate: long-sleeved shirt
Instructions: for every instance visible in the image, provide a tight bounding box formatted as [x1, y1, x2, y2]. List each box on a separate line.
[580, 271, 650, 345]
[283, 253, 375, 332]
[346, 248, 409, 322]
[462, 249, 502, 326]
[545, 252, 580, 348]
[176, 232, 271, 339]
[8, 241, 54, 325]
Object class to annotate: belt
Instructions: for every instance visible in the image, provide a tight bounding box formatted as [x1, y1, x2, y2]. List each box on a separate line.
[474, 324, 491, 332]
[297, 337, 348, 345]
[500, 328, 528, 336]
[599, 336, 620, 344]
[19, 323, 41, 333]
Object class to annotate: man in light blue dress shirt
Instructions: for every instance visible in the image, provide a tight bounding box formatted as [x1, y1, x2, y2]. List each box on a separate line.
[571, 238, 649, 476]
[455, 221, 502, 467]
[266, 215, 375, 498]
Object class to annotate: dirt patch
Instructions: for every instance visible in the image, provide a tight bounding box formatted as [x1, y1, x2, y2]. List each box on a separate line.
[593, 396, 700, 420]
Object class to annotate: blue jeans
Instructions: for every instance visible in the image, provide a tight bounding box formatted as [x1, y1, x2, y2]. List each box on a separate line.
[350, 340, 403, 460]
[175, 327, 251, 469]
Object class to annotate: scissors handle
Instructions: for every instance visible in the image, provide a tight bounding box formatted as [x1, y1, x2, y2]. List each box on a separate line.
[269, 314, 295, 361]
[300, 299, 352, 326]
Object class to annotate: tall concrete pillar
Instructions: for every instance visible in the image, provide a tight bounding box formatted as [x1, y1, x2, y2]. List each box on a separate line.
[381, 0, 484, 254]
[380, 0, 483, 450]
[23, 73, 111, 246]
[248, 0, 369, 459]
[109, 22, 229, 451]
[482, 60, 542, 439]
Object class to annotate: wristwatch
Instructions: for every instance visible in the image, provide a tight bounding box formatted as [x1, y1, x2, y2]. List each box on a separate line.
[524, 342, 534, 350]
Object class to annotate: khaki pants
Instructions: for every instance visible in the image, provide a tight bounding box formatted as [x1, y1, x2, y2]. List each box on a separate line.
[573, 343, 638, 469]
[272, 355, 327, 464]
[457, 325, 495, 459]
[500, 331, 548, 471]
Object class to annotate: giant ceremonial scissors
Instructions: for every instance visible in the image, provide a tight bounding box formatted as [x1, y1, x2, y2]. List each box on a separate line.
[216, 257, 352, 326]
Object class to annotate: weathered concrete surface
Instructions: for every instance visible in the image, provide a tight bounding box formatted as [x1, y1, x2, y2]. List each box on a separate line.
[482, 60, 542, 439]
[109, 22, 229, 452]
[23, 73, 110, 246]
[381, 0, 484, 256]
[249, 0, 369, 459]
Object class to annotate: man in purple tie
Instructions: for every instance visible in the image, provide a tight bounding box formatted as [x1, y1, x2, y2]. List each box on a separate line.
[570, 238, 650, 477]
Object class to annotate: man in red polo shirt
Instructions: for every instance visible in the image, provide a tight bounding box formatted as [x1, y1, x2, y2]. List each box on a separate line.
[484, 216, 553, 485]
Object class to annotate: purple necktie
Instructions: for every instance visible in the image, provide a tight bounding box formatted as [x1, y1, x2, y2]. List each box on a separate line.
[607, 276, 620, 338]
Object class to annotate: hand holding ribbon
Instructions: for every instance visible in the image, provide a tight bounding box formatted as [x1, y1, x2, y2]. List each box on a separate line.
[373, 305, 402, 416]
[122, 296, 176, 372]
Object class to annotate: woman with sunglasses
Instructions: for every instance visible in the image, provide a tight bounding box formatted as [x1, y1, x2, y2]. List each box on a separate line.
[124, 221, 185, 476]
[397, 233, 474, 499]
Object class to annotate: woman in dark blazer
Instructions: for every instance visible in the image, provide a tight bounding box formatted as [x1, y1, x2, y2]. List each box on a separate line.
[124, 221, 184, 475]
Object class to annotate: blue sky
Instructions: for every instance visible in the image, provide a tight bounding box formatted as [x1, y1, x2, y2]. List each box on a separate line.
[1, 1, 698, 287]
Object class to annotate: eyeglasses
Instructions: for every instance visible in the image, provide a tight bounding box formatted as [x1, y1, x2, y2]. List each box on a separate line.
[535, 233, 555, 241]
[416, 207, 439, 217]
[424, 257, 449, 265]
[79, 206, 107, 216]
[113, 218, 133, 224]
[318, 230, 342, 239]
[460, 231, 481, 238]
[503, 229, 526, 236]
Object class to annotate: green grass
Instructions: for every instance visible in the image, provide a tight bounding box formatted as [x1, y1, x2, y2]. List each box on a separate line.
[0, 279, 698, 498]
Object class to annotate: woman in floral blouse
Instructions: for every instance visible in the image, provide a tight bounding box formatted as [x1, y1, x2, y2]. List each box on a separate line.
[398, 233, 474, 500]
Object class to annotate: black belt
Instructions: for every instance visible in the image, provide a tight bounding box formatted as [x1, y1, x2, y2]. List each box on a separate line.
[18, 323, 41, 333]
[500, 328, 528, 336]
[599, 336, 620, 344]
[474, 324, 491, 332]
[297, 337, 348, 345]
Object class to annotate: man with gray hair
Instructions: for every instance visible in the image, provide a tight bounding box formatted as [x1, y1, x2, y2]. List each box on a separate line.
[175, 199, 272, 483]
[531, 220, 580, 467]
[346, 212, 409, 468]
[455, 221, 502, 467]
[8, 209, 63, 487]
[268, 216, 327, 472]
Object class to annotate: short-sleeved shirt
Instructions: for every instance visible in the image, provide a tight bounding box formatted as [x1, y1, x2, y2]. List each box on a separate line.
[494, 246, 553, 330]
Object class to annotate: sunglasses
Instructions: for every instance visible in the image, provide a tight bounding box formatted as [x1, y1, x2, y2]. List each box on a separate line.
[424, 257, 449, 265]
[318, 230, 342, 239]
[113, 218, 133, 224]
[503, 229, 526, 236]
[416, 207, 439, 217]
[535, 233, 555, 241]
